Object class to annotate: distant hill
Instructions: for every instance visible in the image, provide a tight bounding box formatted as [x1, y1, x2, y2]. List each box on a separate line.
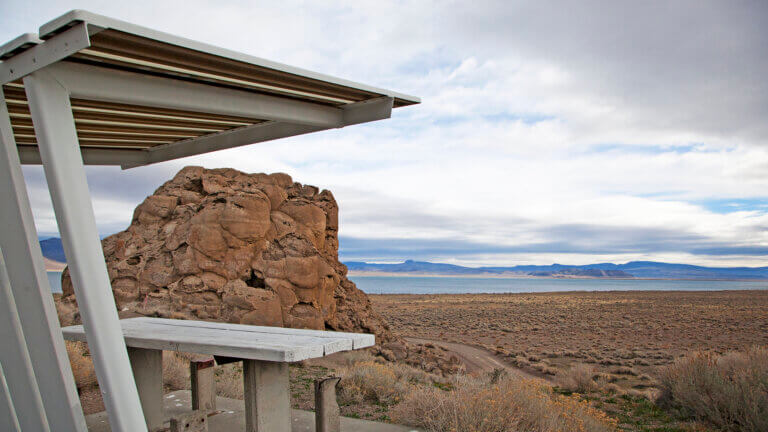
[345, 259, 768, 280]
[39, 236, 768, 280]
[39, 238, 66, 263]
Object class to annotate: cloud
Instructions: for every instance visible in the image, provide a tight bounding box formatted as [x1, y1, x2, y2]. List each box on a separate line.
[3, 1, 768, 266]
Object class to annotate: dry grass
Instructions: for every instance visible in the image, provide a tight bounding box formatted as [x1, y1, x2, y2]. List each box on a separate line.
[162, 351, 191, 390]
[392, 373, 617, 432]
[65, 344, 203, 393]
[338, 357, 440, 405]
[214, 363, 244, 399]
[65, 341, 97, 389]
[559, 363, 596, 393]
[658, 347, 768, 432]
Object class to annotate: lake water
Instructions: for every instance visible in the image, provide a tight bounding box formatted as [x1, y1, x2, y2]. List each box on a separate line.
[46, 271, 768, 295]
[348, 275, 768, 294]
[49, 272, 64, 293]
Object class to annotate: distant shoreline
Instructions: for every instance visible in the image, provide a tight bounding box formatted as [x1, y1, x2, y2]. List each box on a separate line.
[45, 258, 66, 272]
[347, 270, 768, 282]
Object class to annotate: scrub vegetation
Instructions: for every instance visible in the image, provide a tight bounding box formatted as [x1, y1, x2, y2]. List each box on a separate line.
[64, 290, 768, 430]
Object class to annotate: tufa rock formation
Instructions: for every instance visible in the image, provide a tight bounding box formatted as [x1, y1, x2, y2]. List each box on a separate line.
[57, 167, 460, 373]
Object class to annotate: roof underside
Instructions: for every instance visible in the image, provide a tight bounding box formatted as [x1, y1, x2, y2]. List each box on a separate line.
[5, 81, 266, 150]
[0, 10, 419, 168]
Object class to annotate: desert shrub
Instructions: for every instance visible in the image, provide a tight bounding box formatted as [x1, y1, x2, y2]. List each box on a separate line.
[339, 361, 405, 404]
[392, 374, 616, 432]
[338, 349, 378, 366]
[163, 351, 191, 390]
[610, 366, 637, 376]
[559, 363, 596, 393]
[66, 341, 97, 389]
[214, 363, 244, 399]
[338, 360, 439, 405]
[658, 347, 768, 432]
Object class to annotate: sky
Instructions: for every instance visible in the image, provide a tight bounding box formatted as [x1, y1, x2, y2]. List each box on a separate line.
[3, 1, 768, 267]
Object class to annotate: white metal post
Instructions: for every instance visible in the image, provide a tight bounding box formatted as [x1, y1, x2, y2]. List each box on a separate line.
[0, 248, 50, 432]
[0, 87, 86, 431]
[24, 69, 148, 432]
[0, 364, 21, 432]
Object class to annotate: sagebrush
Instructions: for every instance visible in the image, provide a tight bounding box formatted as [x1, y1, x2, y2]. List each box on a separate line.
[658, 347, 768, 432]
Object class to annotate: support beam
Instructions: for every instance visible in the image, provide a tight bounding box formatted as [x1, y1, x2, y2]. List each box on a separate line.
[0, 248, 50, 432]
[18, 145, 147, 166]
[341, 96, 393, 126]
[0, 23, 90, 84]
[128, 348, 164, 431]
[0, 365, 21, 432]
[127, 121, 322, 168]
[45, 61, 344, 127]
[122, 97, 393, 169]
[243, 360, 291, 432]
[24, 69, 147, 432]
[0, 86, 87, 432]
[190, 356, 216, 411]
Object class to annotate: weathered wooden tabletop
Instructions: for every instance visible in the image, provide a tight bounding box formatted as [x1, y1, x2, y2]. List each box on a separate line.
[62, 317, 375, 362]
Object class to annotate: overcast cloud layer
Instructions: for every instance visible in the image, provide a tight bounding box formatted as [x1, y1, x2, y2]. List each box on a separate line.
[4, 1, 768, 267]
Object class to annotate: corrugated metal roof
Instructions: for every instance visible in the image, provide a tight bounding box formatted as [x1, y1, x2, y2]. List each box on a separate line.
[4, 81, 265, 150]
[0, 10, 419, 167]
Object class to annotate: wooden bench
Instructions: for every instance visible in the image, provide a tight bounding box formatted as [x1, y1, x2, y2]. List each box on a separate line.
[62, 317, 374, 432]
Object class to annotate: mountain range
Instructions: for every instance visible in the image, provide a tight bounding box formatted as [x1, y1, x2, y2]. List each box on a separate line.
[345, 259, 768, 280]
[38, 237, 768, 280]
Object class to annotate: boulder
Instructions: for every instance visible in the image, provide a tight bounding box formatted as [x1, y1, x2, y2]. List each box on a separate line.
[57, 167, 392, 340]
[57, 167, 461, 374]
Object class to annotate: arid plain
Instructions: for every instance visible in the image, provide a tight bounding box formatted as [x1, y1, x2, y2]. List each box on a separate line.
[371, 290, 768, 390]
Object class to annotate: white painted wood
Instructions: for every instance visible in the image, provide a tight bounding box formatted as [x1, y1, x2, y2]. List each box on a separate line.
[0, 86, 86, 432]
[243, 360, 291, 432]
[0, 248, 50, 432]
[127, 348, 164, 431]
[62, 317, 376, 362]
[0, 364, 21, 432]
[24, 69, 147, 432]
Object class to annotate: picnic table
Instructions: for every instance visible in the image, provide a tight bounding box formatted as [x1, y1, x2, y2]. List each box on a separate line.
[62, 317, 375, 432]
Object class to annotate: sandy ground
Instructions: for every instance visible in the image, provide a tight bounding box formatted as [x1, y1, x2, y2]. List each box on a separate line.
[371, 290, 768, 387]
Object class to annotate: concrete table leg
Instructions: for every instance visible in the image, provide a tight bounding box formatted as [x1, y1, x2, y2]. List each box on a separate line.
[128, 348, 164, 431]
[315, 377, 341, 432]
[243, 360, 290, 432]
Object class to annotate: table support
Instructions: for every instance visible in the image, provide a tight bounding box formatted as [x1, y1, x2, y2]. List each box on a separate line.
[315, 377, 341, 432]
[191, 357, 216, 411]
[243, 360, 290, 432]
[128, 348, 164, 431]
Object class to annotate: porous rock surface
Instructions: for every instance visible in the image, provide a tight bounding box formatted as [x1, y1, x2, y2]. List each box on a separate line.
[57, 167, 459, 373]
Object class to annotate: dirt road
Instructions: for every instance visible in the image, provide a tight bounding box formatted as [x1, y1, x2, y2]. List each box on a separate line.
[405, 337, 540, 380]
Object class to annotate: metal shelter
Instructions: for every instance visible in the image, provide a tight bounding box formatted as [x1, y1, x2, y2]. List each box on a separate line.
[0, 10, 418, 432]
